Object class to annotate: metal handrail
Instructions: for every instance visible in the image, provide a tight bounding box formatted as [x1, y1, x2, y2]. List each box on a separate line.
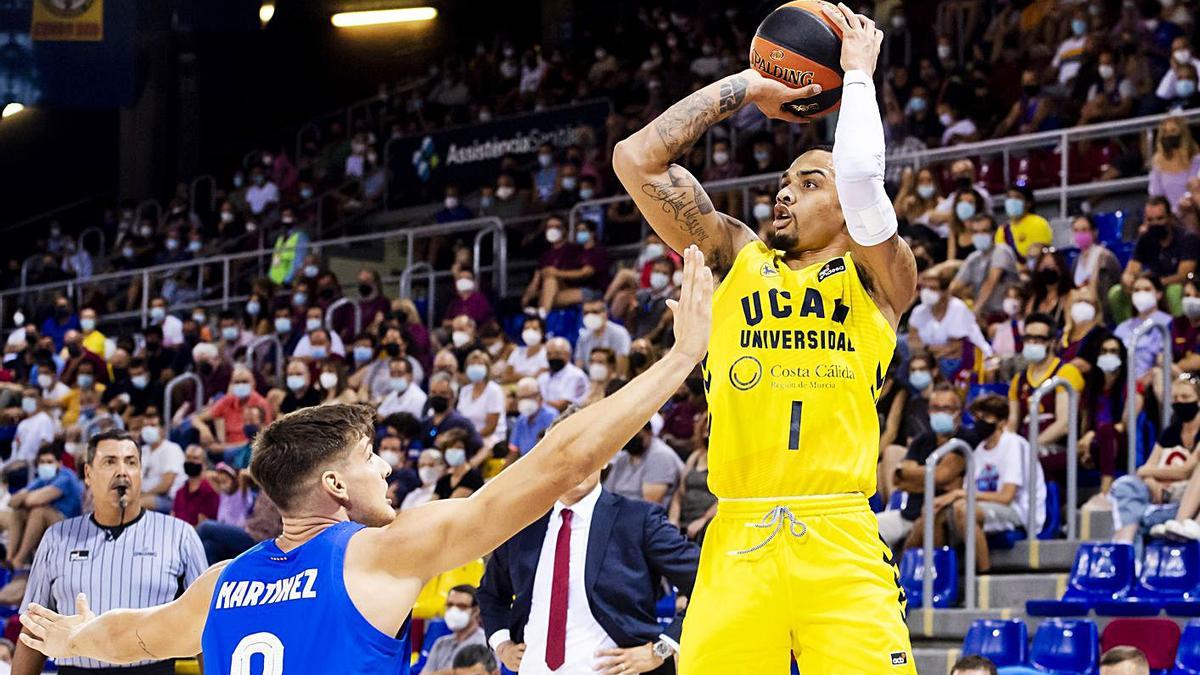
[399, 262, 436, 327]
[295, 122, 321, 167]
[1128, 319, 1174, 474]
[189, 175, 216, 215]
[1028, 376, 1079, 539]
[922, 438, 976, 610]
[164, 373, 204, 431]
[243, 335, 284, 387]
[472, 222, 509, 298]
[77, 226, 105, 257]
[324, 297, 362, 337]
[136, 198, 162, 226]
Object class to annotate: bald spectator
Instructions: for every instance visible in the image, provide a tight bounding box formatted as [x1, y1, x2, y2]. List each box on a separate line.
[508, 377, 558, 458]
[536, 337, 588, 411]
[1100, 647, 1150, 675]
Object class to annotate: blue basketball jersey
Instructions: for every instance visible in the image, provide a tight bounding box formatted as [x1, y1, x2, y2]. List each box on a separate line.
[201, 521, 410, 675]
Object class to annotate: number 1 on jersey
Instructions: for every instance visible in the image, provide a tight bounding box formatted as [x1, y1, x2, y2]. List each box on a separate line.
[788, 400, 803, 451]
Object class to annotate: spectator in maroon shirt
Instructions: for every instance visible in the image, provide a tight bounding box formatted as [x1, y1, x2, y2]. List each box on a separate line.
[333, 268, 390, 339]
[443, 269, 495, 328]
[521, 215, 583, 314]
[173, 445, 219, 526]
[60, 330, 109, 386]
[661, 376, 707, 457]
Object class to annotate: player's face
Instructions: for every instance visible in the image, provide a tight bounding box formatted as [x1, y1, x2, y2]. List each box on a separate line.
[338, 435, 396, 527]
[772, 150, 844, 253]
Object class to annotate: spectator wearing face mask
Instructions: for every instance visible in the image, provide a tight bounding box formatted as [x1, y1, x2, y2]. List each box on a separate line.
[1078, 336, 1134, 506]
[904, 84, 944, 148]
[60, 329, 109, 389]
[444, 270, 494, 328]
[267, 207, 309, 286]
[436, 185, 475, 224]
[521, 216, 582, 315]
[1115, 273, 1175, 380]
[930, 159, 991, 228]
[172, 444, 218, 526]
[293, 318, 347, 361]
[101, 358, 160, 418]
[486, 173, 528, 219]
[508, 377, 558, 460]
[946, 190, 987, 261]
[893, 167, 943, 236]
[433, 428, 485, 499]
[1157, 36, 1200, 102]
[333, 268, 390, 337]
[745, 136, 782, 175]
[908, 270, 994, 379]
[1116, 197, 1198, 321]
[995, 69, 1051, 137]
[1069, 215, 1123, 312]
[583, 347, 618, 406]
[458, 350, 507, 461]
[1149, 117, 1200, 213]
[703, 139, 740, 183]
[447, 314, 484, 369]
[245, 167, 280, 216]
[418, 373, 483, 453]
[950, 215, 1019, 318]
[275, 358, 321, 416]
[627, 257, 679, 348]
[1025, 250, 1072, 323]
[996, 182, 1052, 258]
[604, 421, 684, 508]
[401, 448, 446, 510]
[148, 296, 184, 348]
[7, 387, 53, 479]
[573, 299, 631, 374]
[937, 100, 977, 146]
[194, 462, 256, 564]
[40, 296, 79, 351]
[191, 364, 273, 455]
[317, 362, 358, 406]
[1174, 279, 1200, 373]
[423, 585, 490, 675]
[504, 317, 549, 383]
[3, 445, 83, 600]
[532, 143, 559, 204]
[136, 409, 185, 513]
[1051, 8, 1090, 85]
[547, 164, 583, 211]
[537, 337, 589, 411]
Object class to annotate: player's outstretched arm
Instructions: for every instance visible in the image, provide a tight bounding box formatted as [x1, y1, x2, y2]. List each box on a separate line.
[612, 70, 818, 275]
[373, 247, 714, 581]
[824, 3, 917, 327]
[19, 561, 227, 664]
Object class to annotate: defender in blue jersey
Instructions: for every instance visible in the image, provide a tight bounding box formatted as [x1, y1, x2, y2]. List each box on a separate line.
[18, 247, 716, 675]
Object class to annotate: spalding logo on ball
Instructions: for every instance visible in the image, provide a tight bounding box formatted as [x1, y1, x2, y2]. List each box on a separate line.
[750, 0, 845, 120]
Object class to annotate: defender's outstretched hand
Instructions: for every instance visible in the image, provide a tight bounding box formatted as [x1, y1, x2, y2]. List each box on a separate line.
[824, 2, 884, 77]
[667, 246, 715, 364]
[20, 594, 95, 659]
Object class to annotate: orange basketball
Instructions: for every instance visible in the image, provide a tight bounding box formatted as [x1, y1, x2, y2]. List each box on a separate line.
[749, 0, 845, 120]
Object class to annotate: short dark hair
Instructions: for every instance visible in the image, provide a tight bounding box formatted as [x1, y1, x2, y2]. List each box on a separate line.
[806, 143, 834, 154]
[1146, 195, 1172, 212]
[950, 655, 998, 675]
[87, 429, 137, 464]
[36, 445, 59, 462]
[250, 403, 376, 510]
[1099, 646, 1149, 668]
[1024, 312, 1057, 332]
[452, 644, 496, 670]
[383, 412, 421, 439]
[448, 584, 478, 606]
[930, 382, 962, 403]
[969, 393, 1009, 422]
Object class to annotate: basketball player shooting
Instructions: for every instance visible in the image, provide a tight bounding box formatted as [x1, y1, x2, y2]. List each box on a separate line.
[613, 3, 917, 673]
[17, 250, 713, 674]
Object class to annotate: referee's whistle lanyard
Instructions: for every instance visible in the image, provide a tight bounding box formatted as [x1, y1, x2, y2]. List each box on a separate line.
[728, 505, 808, 556]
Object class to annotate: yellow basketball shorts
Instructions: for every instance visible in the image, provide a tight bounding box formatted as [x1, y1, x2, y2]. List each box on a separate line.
[679, 493, 915, 674]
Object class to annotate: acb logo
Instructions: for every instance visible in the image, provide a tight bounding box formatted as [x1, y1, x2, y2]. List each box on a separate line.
[729, 356, 762, 391]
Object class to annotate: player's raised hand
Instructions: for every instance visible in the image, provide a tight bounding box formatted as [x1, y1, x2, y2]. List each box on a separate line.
[824, 2, 883, 77]
[667, 245, 714, 364]
[19, 594, 96, 659]
[741, 68, 822, 123]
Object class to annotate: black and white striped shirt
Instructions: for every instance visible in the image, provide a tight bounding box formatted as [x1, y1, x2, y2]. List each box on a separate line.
[21, 510, 208, 669]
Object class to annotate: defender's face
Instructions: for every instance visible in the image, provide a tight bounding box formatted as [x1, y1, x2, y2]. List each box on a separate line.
[772, 150, 845, 252]
[339, 435, 395, 526]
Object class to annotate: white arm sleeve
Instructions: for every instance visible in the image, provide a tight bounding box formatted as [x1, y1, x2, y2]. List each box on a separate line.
[833, 69, 899, 247]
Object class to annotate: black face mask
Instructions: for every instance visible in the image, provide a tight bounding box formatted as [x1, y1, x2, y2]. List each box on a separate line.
[358, 283, 374, 298]
[548, 358, 566, 373]
[1175, 401, 1200, 423]
[625, 434, 646, 456]
[183, 461, 203, 478]
[974, 420, 997, 438]
[66, 343, 82, 359]
[145, 341, 161, 353]
[1149, 224, 1169, 241]
[384, 343, 401, 358]
[1164, 135, 1183, 151]
[55, 306, 70, 319]
[954, 176, 972, 192]
[183, 332, 200, 346]
[1022, 84, 1040, 97]
[429, 395, 449, 413]
[319, 288, 335, 300]
[629, 352, 648, 371]
[1036, 268, 1061, 286]
[198, 361, 214, 376]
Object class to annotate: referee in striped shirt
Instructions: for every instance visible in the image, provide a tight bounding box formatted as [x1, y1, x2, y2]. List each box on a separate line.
[13, 429, 207, 675]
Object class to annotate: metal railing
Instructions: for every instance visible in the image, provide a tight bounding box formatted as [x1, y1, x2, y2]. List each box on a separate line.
[1127, 320, 1174, 474]
[324, 297, 362, 337]
[399, 262, 436, 328]
[922, 438, 976, 609]
[77, 226, 105, 258]
[164, 373, 204, 431]
[243, 335, 284, 388]
[189, 175, 216, 216]
[1028, 376, 1079, 539]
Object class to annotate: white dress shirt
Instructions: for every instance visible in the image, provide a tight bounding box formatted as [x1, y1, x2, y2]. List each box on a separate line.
[490, 483, 617, 674]
[537, 364, 589, 408]
[377, 384, 428, 419]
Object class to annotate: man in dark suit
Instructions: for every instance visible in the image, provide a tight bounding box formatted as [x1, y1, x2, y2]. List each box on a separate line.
[478, 469, 699, 675]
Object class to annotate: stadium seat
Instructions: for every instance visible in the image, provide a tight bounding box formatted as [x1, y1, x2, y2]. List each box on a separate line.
[544, 306, 582, 346]
[1173, 620, 1200, 674]
[898, 546, 958, 609]
[1027, 543, 1136, 616]
[1101, 618, 1181, 670]
[962, 619, 1028, 667]
[1093, 212, 1126, 247]
[989, 482, 1061, 550]
[1096, 541, 1200, 616]
[1029, 619, 1099, 674]
[888, 490, 908, 512]
[656, 587, 676, 624]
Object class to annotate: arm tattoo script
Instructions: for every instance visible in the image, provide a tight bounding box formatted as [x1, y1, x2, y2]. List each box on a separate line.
[639, 165, 715, 244]
[653, 75, 748, 160]
[135, 628, 158, 660]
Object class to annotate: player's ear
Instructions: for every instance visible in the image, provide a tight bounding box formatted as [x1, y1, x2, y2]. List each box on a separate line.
[320, 469, 349, 504]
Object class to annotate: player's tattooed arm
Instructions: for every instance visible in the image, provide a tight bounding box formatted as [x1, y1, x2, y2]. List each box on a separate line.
[652, 76, 748, 160]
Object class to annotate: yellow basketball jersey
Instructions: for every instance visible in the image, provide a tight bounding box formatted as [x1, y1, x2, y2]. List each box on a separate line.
[703, 241, 897, 498]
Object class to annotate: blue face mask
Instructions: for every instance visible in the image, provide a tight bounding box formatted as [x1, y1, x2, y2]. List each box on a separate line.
[353, 346, 374, 363]
[1178, 79, 1197, 98]
[907, 96, 927, 114]
[929, 412, 957, 435]
[575, 230, 592, 245]
[909, 370, 932, 391]
[1071, 18, 1087, 36]
[955, 201, 977, 222]
[310, 346, 328, 361]
[36, 464, 57, 482]
[1004, 197, 1026, 219]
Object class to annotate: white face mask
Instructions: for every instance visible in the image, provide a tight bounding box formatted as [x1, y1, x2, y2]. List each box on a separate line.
[444, 196, 459, 209]
[589, 363, 609, 381]
[419, 466, 441, 485]
[38, 374, 53, 390]
[971, 233, 994, 252]
[444, 447, 467, 467]
[712, 151, 729, 165]
[390, 376, 409, 393]
[672, 270, 684, 287]
[232, 383, 253, 399]
[1070, 301, 1097, 325]
[545, 228, 563, 244]
[452, 330, 471, 348]
[649, 272, 670, 290]
[517, 398, 540, 417]
[1132, 290, 1159, 314]
[643, 243, 664, 261]
[380, 450, 402, 468]
[1003, 297, 1022, 317]
[495, 185, 515, 200]
[140, 425, 160, 445]
[583, 313, 604, 331]
[937, 44, 952, 60]
[1098, 64, 1116, 80]
[753, 203, 773, 221]
[306, 317, 322, 332]
[319, 372, 339, 390]
[80, 318, 95, 332]
[1097, 353, 1122, 374]
[443, 606, 472, 631]
[1176, 48, 1192, 64]
[1022, 343, 1048, 363]
[466, 363, 488, 383]
[522, 329, 542, 346]
[456, 278, 475, 294]
[919, 288, 942, 306]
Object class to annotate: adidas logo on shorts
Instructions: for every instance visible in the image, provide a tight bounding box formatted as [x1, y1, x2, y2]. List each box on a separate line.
[890, 651, 908, 666]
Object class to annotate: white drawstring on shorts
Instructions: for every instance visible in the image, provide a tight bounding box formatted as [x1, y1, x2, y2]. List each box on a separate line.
[728, 505, 808, 556]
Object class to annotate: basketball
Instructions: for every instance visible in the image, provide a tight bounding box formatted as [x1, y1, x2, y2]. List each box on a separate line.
[749, 0, 845, 119]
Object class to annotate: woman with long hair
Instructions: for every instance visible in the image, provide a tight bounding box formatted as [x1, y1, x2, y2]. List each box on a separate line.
[1059, 287, 1109, 377]
[1025, 249, 1072, 325]
[1149, 116, 1200, 213]
[1079, 336, 1138, 503]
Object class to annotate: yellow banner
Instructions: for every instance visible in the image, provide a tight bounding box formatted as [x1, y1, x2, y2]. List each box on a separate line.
[31, 0, 103, 42]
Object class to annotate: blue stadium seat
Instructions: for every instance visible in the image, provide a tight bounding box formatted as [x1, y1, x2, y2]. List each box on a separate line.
[1026, 543, 1136, 616]
[1094, 211, 1126, 247]
[899, 546, 958, 608]
[989, 482, 1061, 550]
[869, 492, 884, 513]
[656, 588, 676, 624]
[1173, 620, 1200, 674]
[544, 306, 582, 346]
[888, 490, 908, 512]
[412, 619, 451, 674]
[1113, 241, 1136, 270]
[1096, 541, 1200, 617]
[962, 619, 1028, 667]
[1029, 619, 1099, 674]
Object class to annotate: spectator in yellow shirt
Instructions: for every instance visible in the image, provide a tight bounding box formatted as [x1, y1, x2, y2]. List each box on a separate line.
[78, 307, 107, 358]
[996, 182, 1053, 259]
[61, 359, 105, 428]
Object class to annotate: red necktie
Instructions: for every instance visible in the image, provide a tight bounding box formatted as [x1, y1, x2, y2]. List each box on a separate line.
[545, 508, 573, 670]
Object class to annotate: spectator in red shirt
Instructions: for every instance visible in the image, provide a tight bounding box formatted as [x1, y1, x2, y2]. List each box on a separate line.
[190, 364, 273, 457]
[173, 445, 219, 526]
[521, 215, 582, 315]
